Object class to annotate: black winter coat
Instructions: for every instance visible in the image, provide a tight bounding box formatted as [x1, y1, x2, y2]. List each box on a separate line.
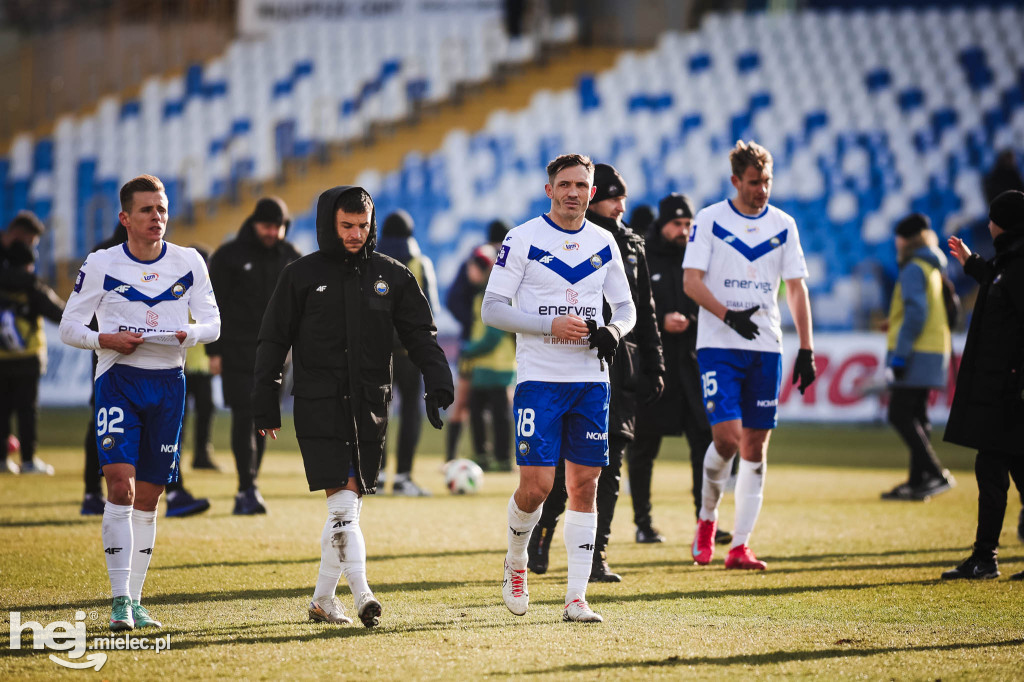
[252, 186, 453, 493]
[207, 219, 301, 373]
[634, 227, 708, 437]
[944, 232, 1024, 454]
[587, 210, 664, 440]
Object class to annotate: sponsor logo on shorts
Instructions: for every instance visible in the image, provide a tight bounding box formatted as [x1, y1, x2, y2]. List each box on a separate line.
[518, 441, 529, 455]
[585, 432, 607, 441]
[101, 436, 115, 450]
[141, 272, 159, 282]
[159, 444, 178, 454]
[170, 283, 185, 298]
[756, 399, 778, 408]
[373, 279, 389, 296]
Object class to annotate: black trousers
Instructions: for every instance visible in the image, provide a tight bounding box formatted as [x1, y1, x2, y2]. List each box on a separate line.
[387, 351, 422, 476]
[629, 417, 713, 526]
[972, 449, 1024, 560]
[537, 434, 628, 558]
[222, 370, 266, 492]
[468, 386, 511, 466]
[888, 387, 944, 485]
[184, 371, 215, 465]
[0, 358, 40, 464]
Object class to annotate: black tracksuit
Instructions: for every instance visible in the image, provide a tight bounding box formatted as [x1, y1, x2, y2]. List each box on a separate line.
[944, 232, 1024, 561]
[630, 225, 713, 523]
[252, 186, 453, 492]
[537, 210, 664, 564]
[208, 220, 301, 491]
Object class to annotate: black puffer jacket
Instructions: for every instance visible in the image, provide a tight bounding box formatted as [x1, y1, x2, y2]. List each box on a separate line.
[252, 186, 453, 492]
[944, 232, 1024, 454]
[206, 212, 301, 373]
[586, 209, 664, 440]
[634, 225, 707, 437]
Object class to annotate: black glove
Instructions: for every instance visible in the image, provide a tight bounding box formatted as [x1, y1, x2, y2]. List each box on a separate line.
[642, 373, 665, 405]
[424, 389, 454, 430]
[723, 305, 760, 340]
[586, 319, 619, 365]
[792, 348, 817, 395]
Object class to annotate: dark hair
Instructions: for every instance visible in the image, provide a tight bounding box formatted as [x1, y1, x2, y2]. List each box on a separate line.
[334, 188, 373, 215]
[729, 140, 773, 178]
[546, 154, 594, 183]
[7, 210, 44, 235]
[119, 175, 165, 212]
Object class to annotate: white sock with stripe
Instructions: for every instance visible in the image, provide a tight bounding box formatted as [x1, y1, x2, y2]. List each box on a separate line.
[563, 510, 597, 604]
[731, 458, 766, 548]
[102, 502, 133, 598]
[699, 442, 735, 522]
[128, 508, 157, 602]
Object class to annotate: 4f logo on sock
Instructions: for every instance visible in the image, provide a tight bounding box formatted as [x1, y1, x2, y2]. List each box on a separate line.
[509, 527, 528, 537]
[332, 520, 352, 529]
[104, 547, 122, 555]
[578, 543, 595, 551]
[139, 548, 153, 555]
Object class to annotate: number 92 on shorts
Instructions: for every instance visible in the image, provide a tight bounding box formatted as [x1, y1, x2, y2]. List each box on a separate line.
[93, 364, 186, 484]
[512, 381, 610, 467]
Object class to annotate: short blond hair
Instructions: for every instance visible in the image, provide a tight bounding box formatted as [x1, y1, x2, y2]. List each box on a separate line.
[729, 140, 773, 178]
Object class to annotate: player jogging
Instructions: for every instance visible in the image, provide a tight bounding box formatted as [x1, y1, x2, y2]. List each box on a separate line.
[683, 141, 816, 570]
[60, 175, 220, 629]
[481, 154, 636, 622]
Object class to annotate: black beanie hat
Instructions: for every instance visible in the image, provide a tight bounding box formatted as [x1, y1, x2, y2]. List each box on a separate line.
[5, 240, 35, 266]
[251, 197, 290, 227]
[656, 193, 695, 227]
[894, 212, 930, 238]
[629, 204, 657, 235]
[381, 210, 414, 238]
[487, 219, 511, 244]
[591, 164, 627, 205]
[989, 190, 1024, 233]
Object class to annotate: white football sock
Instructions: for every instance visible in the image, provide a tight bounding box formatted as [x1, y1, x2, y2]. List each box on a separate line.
[313, 495, 344, 600]
[506, 495, 541, 571]
[102, 502, 133, 598]
[323, 490, 371, 597]
[731, 458, 766, 549]
[563, 510, 597, 604]
[699, 442, 736, 522]
[128, 509, 157, 602]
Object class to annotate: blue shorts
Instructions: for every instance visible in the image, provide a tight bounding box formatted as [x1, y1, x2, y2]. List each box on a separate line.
[512, 381, 610, 468]
[94, 364, 186, 485]
[696, 348, 782, 430]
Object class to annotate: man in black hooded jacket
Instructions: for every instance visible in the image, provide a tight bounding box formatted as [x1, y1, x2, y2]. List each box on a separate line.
[208, 197, 301, 514]
[253, 186, 454, 628]
[527, 164, 665, 582]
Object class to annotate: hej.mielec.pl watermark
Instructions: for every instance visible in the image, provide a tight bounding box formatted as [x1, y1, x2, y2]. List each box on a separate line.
[9, 610, 171, 671]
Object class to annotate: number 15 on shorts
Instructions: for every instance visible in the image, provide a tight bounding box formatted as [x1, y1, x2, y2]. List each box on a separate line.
[701, 371, 718, 398]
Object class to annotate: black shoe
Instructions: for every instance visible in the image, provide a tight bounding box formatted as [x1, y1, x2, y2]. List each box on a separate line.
[192, 458, 220, 471]
[714, 528, 733, 545]
[233, 486, 267, 515]
[635, 524, 665, 543]
[589, 556, 622, 583]
[166, 488, 211, 518]
[881, 481, 915, 501]
[911, 470, 956, 501]
[1010, 569, 1024, 581]
[80, 493, 106, 516]
[941, 555, 999, 580]
[527, 524, 554, 575]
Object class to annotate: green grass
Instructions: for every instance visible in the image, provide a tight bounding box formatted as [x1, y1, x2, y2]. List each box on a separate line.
[1, 409, 1022, 680]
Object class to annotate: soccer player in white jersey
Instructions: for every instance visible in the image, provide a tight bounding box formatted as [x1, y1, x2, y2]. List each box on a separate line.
[682, 141, 817, 570]
[481, 154, 636, 622]
[60, 175, 220, 629]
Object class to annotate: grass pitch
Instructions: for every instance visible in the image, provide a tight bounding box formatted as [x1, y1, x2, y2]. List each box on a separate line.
[1, 409, 1022, 680]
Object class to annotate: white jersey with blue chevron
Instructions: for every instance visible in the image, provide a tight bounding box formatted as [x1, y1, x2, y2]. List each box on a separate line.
[683, 199, 809, 353]
[62, 242, 220, 378]
[485, 213, 632, 383]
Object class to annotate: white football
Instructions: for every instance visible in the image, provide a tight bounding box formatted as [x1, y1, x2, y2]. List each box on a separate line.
[444, 458, 484, 495]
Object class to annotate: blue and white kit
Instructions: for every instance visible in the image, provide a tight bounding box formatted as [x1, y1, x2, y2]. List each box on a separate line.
[682, 199, 809, 427]
[484, 214, 634, 466]
[60, 242, 220, 482]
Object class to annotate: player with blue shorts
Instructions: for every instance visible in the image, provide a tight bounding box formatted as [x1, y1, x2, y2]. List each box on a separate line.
[481, 154, 635, 623]
[60, 175, 220, 630]
[683, 141, 817, 571]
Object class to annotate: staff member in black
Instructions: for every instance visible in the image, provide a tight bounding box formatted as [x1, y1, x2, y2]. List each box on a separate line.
[527, 164, 664, 582]
[253, 185, 454, 627]
[630, 194, 732, 545]
[942, 190, 1024, 581]
[208, 197, 302, 515]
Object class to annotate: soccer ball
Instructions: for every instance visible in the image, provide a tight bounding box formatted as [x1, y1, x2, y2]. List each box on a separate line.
[445, 458, 484, 495]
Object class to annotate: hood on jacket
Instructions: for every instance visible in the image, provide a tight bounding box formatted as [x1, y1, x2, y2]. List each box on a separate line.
[315, 185, 377, 261]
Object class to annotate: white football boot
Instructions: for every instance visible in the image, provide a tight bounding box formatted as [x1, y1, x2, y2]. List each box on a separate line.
[308, 596, 352, 625]
[502, 559, 529, 615]
[355, 591, 382, 628]
[563, 598, 603, 623]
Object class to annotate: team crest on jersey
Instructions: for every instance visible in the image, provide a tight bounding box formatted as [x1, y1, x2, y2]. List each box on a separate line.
[770, 236, 781, 248]
[518, 441, 530, 455]
[101, 435, 115, 451]
[563, 241, 580, 251]
[589, 254, 603, 269]
[141, 272, 159, 282]
[373, 279, 389, 296]
[146, 311, 159, 327]
[171, 283, 186, 298]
